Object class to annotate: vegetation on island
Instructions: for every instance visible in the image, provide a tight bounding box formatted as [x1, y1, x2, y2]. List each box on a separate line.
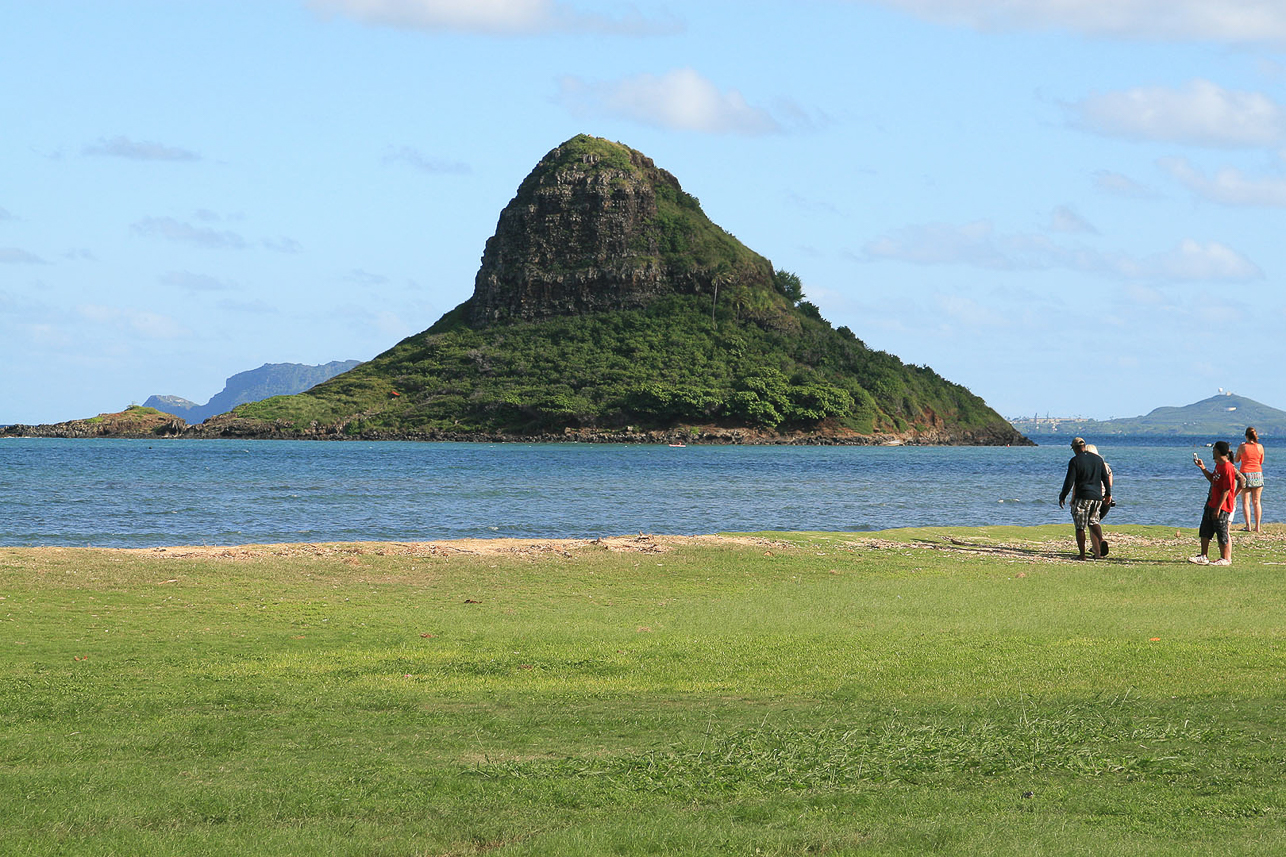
[225, 136, 1019, 443]
[4, 524, 1284, 854]
[4, 135, 1023, 444]
[235, 290, 1003, 438]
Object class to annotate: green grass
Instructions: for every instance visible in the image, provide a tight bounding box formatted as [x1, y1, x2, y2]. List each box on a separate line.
[2, 525, 1284, 855]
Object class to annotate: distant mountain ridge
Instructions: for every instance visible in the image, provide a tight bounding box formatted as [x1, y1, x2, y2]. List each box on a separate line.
[1010, 393, 1286, 437]
[144, 361, 360, 424]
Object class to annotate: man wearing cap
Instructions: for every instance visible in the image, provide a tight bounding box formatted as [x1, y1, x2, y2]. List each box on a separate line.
[1058, 437, 1112, 559]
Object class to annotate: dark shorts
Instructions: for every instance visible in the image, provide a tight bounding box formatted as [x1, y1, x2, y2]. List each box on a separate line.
[1199, 505, 1230, 546]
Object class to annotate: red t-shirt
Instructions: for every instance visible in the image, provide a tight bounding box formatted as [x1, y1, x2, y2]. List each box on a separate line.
[1208, 459, 1237, 513]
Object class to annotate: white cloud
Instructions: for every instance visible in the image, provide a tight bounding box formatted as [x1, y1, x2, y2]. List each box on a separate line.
[161, 271, 235, 292]
[83, 136, 200, 161]
[1136, 238, 1264, 282]
[78, 304, 190, 340]
[1072, 80, 1286, 148]
[1093, 170, 1158, 199]
[935, 293, 1007, 327]
[0, 247, 48, 264]
[1048, 205, 1098, 234]
[308, 0, 679, 36]
[557, 68, 782, 135]
[862, 220, 1263, 282]
[262, 236, 303, 254]
[132, 217, 247, 250]
[217, 298, 278, 314]
[345, 268, 390, 285]
[859, 0, 1286, 45]
[382, 146, 471, 174]
[1160, 156, 1286, 206]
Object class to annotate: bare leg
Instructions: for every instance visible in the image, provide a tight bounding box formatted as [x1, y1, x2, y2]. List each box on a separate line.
[1220, 539, 1231, 562]
[1241, 491, 1252, 531]
[1088, 523, 1105, 557]
[1199, 536, 1211, 559]
[1252, 487, 1263, 532]
[1075, 529, 1087, 557]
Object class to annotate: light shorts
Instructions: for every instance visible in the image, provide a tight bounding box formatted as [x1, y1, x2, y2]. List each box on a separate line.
[1242, 471, 1264, 489]
[1071, 497, 1101, 530]
[1199, 505, 1231, 546]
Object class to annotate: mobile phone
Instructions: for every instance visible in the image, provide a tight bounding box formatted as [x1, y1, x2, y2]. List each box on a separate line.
[1193, 452, 1200, 463]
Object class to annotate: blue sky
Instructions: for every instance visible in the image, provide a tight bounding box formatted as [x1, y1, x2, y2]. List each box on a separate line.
[4, 0, 1285, 426]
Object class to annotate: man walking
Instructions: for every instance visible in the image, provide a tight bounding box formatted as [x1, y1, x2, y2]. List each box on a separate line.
[1190, 441, 1237, 566]
[1058, 437, 1112, 560]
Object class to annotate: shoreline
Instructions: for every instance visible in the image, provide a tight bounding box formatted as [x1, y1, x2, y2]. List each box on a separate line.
[1, 413, 1033, 447]
[9, 525, 1280, 561]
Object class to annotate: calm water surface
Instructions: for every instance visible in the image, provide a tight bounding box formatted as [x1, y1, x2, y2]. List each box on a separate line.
[0, 437, 1272, 547]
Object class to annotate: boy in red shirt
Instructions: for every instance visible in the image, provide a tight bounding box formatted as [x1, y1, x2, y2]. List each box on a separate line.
[1190, 440, 1238, 566]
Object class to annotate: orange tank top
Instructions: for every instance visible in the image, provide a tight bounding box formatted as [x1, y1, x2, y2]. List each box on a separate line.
[1239, 442, 1264, 473]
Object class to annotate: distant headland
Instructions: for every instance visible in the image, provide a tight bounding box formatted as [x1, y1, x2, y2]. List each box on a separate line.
[1009, 392, 1285, 438]
[144, 361, 360, 425]
[4, 135, 1027, 447]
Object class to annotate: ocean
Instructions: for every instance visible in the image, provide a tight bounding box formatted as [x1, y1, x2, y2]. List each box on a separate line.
[0, 437, 1271, 548]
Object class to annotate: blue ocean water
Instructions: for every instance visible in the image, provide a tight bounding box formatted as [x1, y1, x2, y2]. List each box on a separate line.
[0, 437, 1272, 548]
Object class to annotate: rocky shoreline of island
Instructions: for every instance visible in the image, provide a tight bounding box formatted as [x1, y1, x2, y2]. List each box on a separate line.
[1, 407, 1031, 446]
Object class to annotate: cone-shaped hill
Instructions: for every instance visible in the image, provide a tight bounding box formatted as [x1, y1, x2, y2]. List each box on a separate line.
[204, 135, 1028, 445]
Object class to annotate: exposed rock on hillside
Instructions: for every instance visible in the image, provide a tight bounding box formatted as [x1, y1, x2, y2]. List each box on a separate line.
[469, 137, 772, 325]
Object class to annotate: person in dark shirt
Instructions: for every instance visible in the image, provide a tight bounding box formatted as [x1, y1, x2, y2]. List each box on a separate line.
[1058, 437, 1112, 560]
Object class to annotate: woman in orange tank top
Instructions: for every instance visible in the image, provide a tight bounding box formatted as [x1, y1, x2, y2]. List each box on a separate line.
[1235, 426, 1266, 532]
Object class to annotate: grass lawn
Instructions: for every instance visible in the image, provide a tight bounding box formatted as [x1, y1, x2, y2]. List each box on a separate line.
[2, 524, 1284, 856]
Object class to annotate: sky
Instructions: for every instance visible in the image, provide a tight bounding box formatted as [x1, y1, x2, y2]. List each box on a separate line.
[4, 0, 1286, 426]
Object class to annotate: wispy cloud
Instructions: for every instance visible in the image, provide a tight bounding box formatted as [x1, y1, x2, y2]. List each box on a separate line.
[935, 293, 1007, 327]
[557, 67, 784, 135]
[308, 0, 680, 36]
[857, 0, 1286, 46]
[83, 136, 201, 162]
[1048, 205, 1098, 234]
[382, 146, 471, 174]
[161, 271, 236, 292]
[0, 207, 15, 221]
[131, 217, 247, 250]
[1093, 170, 1159, 199]
[861, 220, 1263, 282]
[1160, 156, 1286, 206]
[345, 268, 390, 286]
[0, 247, 48, 264]
[1071, 80, 1286, 148]
[77, 304, 190, 339]
[262, 236, 303, 254]
[217, 298, 278, 314]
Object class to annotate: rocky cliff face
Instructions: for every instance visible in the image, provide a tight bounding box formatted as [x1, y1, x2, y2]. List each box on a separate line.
[468, 135, 773, 325]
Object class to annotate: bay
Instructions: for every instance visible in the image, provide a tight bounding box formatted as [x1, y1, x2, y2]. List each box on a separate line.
[0, 437, 1272, 548]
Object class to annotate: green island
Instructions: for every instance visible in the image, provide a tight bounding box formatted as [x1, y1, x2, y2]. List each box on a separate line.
[3, 136, 1025, 446]
[3, 525, 1283, 855]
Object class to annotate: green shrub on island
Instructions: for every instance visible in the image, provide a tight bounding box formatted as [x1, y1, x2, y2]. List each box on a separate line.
[235, 294, 999, 437]
[221, 136, 1021, 443]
